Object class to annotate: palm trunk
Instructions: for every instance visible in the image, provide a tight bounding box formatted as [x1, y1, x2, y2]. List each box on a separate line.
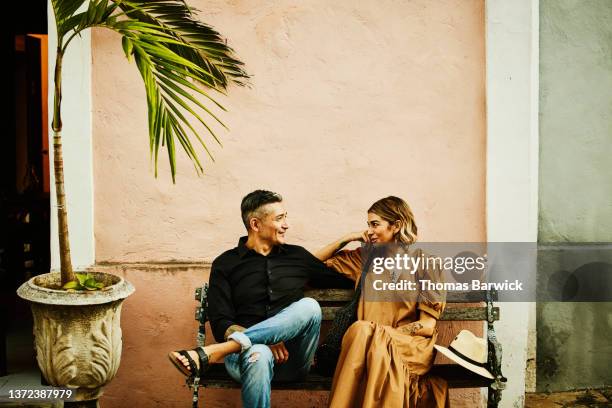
[52, 47, 76, 285]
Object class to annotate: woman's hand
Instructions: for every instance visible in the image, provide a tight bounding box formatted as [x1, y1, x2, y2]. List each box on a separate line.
[398, 313, 437, 337]
[343, 230, 369, 244]
[313, 230, 369, 261]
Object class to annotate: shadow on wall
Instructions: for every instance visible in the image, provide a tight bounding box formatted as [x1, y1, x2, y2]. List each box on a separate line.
[537, 246, 612, 392]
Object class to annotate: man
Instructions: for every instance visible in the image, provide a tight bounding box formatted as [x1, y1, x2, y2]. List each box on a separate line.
[169, 190, 351, 408]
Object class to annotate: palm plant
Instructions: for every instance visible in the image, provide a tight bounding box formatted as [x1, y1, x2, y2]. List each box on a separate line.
[52, 0, 248, 286]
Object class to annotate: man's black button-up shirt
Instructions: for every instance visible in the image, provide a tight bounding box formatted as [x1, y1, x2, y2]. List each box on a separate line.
[208, 237, 353, 342]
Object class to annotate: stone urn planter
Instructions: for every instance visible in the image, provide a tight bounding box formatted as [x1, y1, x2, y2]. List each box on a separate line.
[17, 271, 134, 407]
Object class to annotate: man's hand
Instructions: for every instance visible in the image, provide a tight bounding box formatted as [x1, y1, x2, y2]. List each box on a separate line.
[268, 342, 289, 364]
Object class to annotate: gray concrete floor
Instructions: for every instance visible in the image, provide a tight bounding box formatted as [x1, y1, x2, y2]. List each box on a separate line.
[0, 314, 57, 408]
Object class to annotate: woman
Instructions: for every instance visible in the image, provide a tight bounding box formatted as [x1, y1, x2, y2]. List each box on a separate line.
[315, 196, 449, 408]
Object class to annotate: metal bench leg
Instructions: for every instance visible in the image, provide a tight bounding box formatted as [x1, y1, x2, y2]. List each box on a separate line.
[191, 376, 200, 408]
[485, 295, 506, 408]
[487, 381, 503, 407]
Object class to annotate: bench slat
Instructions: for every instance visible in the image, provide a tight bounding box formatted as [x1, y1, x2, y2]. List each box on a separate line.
[320, 306, 499, 321]
[195, 305, 500, 323]
[304, 289, 353, 301]
[304, 289, 494, 303]
[197, 364, 493, 390]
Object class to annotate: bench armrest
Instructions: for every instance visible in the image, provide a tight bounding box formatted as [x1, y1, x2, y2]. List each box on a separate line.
[195, 284, 209, 347]
[487, 327, 506, 384]
[486, 295, 507, 408]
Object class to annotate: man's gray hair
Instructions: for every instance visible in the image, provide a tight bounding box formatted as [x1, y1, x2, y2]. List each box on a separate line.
[240, 190, 283, 230]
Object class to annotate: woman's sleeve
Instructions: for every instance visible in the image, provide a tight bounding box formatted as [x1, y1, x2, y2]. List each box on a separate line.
[324, 249, 363, 282]
[417, 251, 446, 319]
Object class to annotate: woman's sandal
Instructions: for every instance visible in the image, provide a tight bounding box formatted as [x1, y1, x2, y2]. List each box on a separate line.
[168, 347, 210, 377]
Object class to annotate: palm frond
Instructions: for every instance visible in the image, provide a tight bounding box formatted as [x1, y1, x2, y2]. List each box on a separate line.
[115, 0, 248, 88]
[52, 0, 88, 26]
[55, 0, 249, 181]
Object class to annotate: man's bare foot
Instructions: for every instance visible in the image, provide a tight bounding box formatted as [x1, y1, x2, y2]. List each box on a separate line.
[172, 349, 202, 372]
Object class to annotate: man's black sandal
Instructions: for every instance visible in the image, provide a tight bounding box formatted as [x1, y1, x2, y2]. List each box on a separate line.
[168, 347, 210, 377]
[194, 347, 209, 377]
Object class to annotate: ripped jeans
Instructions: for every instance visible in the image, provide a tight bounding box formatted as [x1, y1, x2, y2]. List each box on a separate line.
[225, 297, 322, 408]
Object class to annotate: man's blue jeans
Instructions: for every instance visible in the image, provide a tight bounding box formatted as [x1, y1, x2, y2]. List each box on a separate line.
[224, 297, 322, 408]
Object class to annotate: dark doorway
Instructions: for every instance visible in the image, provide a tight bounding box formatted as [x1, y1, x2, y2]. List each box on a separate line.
[1, 0, 49, 379]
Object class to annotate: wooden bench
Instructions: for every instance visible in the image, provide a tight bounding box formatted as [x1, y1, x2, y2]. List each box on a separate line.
[189, 285, 507, 407]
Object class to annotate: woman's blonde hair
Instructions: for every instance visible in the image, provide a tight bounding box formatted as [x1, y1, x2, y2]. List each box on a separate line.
[368, 196, 418, 244]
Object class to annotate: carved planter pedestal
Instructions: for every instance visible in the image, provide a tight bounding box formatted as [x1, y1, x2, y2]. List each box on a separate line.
[17, 272, 134, 407]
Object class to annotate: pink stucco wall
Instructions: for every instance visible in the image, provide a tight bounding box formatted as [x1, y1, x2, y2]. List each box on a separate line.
[92, 0, 485, 406]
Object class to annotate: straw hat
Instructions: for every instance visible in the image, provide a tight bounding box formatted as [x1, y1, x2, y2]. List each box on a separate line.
[434, 330, 494, 379]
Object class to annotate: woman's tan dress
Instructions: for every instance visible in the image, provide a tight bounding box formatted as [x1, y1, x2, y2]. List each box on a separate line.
[325, 248, 449, 408]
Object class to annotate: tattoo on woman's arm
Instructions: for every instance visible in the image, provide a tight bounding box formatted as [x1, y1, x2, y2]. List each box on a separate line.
[401, 322, 423, 336]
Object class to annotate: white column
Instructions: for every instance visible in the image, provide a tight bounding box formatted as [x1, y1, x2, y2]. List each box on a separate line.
[486, 0, 539, 406]
[48, 2, 95, 271]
